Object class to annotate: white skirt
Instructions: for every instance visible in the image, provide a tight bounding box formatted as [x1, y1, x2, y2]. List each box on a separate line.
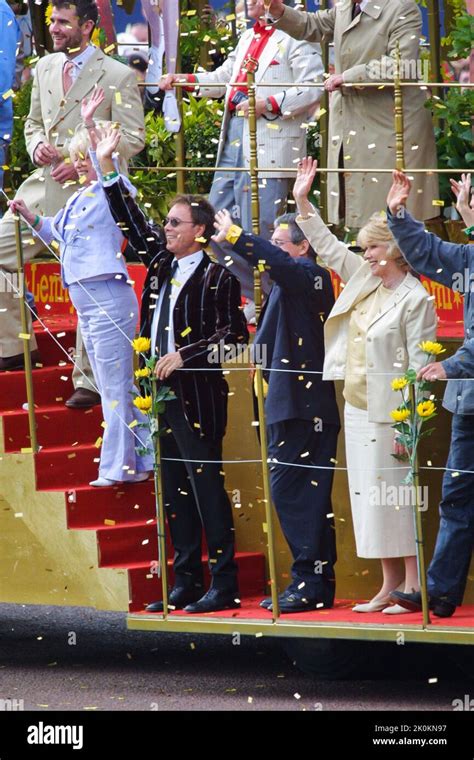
[344, 402, 417, 559]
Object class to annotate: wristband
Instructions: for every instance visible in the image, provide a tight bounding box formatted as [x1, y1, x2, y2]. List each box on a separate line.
[84, 123, 95, 130]
[103, 171, 119, 182]
[225, 224, 243, 245]
[32, 214, 41, 229]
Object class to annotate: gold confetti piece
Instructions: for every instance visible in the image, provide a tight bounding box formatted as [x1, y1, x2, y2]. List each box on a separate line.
[21, 447, 33, 454]
[104, 43, 115, 53]
[128, 419, 138, 429]
[428, 678, 438, 684]
[190, 642, 196, 650]
[2, 89, 14, 100]
[104, 519, 116, 526]
[294, 693, 301, 700]
[18, 332, 30, 340]
[267, 123, 279, 130]
[194, 236, 207, 243]
[181, 326, 192, 337]
[115, 92, 122, 105]
[94, 437, 103, 448]
[255, 632, 263, 638]
[432, 199, 445, 206]
[459, 121, 470, 126]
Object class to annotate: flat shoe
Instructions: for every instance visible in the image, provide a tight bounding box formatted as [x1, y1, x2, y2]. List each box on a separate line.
[382, 604, 412, 614]
[352, 595, 391, 613]
[89, 477, 118, 487]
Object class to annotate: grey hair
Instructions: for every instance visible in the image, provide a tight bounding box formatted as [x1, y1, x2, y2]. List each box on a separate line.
[274, 212, 316, 259]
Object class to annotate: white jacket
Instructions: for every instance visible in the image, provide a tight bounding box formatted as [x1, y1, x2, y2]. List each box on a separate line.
[193, 27, 323, 178]
[298, 213, 438, 423]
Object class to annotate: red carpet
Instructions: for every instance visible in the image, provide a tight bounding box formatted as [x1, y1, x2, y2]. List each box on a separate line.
[2, 316, 473, 628]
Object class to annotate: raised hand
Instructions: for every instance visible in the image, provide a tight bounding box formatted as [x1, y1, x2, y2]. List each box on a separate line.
[387, 170, 412, 216]
[293, 156, 318, 202]
[450, 172, 472, 213]
[268, 0, 285, 19]
[81, 86, 105, 125]
[96, 126, 121, 162]
[212, 209, 234, 243]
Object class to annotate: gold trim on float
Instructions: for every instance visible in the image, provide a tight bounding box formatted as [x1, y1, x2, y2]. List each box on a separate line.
[126, 614, 474, 646]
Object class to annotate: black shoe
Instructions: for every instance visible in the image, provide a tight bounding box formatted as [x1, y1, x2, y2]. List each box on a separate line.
[184, 588, 240, 614]
[0, 350, 41, 372]
[269, 590, 332, 614]
[145, 585, 203, 613]
[65, 388, 101, 409]
[389, 590, 456, 618]
[260, 588, 295, 609]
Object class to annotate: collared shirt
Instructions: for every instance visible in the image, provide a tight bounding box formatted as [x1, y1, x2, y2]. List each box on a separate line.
[150, 251, 204, 355]
[64, 43, 97, 82]
[227, 20, 275, 111]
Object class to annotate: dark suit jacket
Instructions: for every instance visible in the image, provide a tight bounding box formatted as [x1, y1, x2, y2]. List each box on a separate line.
[231, 232, 340, 427]
[102, 178, 249, 439]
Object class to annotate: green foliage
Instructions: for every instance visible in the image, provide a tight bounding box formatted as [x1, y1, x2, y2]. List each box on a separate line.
[130, 95, 223, 221]
[432, 86, 474, 204]
[8, 77, 34, 194]
[178, 2, 236, 73]
[442, 9, 473, 59]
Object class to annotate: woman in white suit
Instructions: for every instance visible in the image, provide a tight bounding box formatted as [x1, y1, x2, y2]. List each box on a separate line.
[293, 158, 437, 613]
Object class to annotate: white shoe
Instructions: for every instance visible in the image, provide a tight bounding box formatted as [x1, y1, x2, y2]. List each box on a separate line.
[352, 596, 391, 613]
[89, 477, 118, 487]
[382, 604, 412, 615]
[129, 471, 152, 483]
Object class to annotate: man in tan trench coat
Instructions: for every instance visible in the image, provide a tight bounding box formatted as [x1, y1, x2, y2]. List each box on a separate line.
[0, 0, 144, 407]
[267, 0, 439, 228]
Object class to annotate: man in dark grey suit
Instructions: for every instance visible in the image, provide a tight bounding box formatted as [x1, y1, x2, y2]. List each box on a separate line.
[215, 208, 340, 612]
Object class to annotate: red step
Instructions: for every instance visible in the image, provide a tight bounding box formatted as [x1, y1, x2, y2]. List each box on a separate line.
[2, 404, 103, 452]
[0, 365, 73, 413]
[98, 522, 174, 567]
[35, 443, 100, 489]
[127, 553, 267, 613]
[66, 481, 157, 530]
[34, 319, 77, 367]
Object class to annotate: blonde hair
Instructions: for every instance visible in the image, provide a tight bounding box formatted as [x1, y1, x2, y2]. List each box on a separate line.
[69, 120, 114, 161]
[357, 212, 407, 269]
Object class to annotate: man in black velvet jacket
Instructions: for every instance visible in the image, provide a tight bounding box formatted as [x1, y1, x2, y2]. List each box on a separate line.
[215, 208, 340, 613]
[96, 137, 249, 615]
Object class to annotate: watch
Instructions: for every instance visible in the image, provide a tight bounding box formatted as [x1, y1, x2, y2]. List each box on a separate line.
[265, 99, 274, 113]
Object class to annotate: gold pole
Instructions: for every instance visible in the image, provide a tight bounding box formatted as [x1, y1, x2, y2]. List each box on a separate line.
[244, 61, 262, 316]
[409, 384, 430, 627]
[254, 367, 280, 619]
[13, 216, 38, 453]
[151, 384, 169, 618]
[427, 0, 441, 83]
[244, 57, 280, 619]
[175, 0, 186, 194]
[318, 0, 329, 223]
[394, 41, 405, 171]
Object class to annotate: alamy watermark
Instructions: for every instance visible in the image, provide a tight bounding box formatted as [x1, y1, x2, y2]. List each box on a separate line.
[0, 272, 24, 298]
[369, 483, 429, 511]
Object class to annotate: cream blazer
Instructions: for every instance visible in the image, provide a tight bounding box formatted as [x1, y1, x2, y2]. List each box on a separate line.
[21, 46, 145, 217]
[298, 212, 438, 423]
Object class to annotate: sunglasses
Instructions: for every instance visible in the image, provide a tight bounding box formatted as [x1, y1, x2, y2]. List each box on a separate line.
[163, 217, 196, 228]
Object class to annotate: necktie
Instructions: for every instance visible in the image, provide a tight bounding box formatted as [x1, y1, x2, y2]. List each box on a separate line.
[352, 2, 362, 20]
[156, 260, 178, 356]
[62, 60, 75, 94]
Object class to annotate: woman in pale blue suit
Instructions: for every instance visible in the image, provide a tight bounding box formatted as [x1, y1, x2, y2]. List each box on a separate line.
[10, 90, 153, 487]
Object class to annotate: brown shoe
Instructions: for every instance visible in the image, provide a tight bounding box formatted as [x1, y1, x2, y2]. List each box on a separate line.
[65, 388, 101, 409]
[0, 350, 42, 372]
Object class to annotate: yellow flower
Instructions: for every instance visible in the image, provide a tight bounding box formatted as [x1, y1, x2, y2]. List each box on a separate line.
[417, 400, 436, 418]
[391, 377, 408, 391]
[91, 27, 101, 47]
[45, 4, 52, 25]
[135, 367, 151, 378]
[390, 408, 411, 423]
[132, 337, 151, 354]
[133, 395, 152, 415]
[418, 341, 446, 356]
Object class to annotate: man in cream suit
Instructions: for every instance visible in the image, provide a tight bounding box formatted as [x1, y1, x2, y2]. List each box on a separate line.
[0, 0, 145, 406]
[160, 0, 323, 297]
[267, 0, 439, 229]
